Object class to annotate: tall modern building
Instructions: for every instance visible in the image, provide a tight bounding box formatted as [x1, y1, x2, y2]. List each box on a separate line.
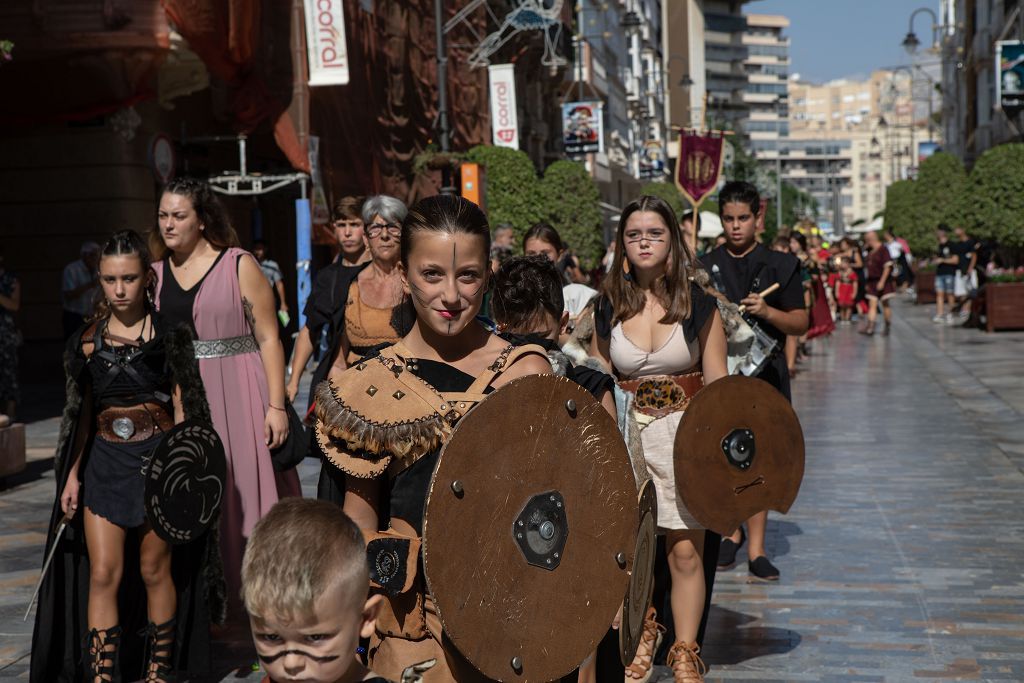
[742, 13, 790, 145]
[703, 0, 755, 131]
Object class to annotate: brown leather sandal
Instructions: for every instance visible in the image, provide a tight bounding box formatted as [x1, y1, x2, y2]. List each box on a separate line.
[667, 641, 707, 683]
[624, 606, 665, 683]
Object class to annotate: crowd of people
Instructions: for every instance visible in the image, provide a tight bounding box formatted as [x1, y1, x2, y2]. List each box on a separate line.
[30, 174, 1003, 683]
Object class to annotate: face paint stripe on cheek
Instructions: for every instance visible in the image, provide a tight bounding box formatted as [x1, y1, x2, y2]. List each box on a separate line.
[257, 650, 341, 664]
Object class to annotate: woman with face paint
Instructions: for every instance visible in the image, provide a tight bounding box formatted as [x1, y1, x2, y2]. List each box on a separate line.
[591, 196, 728, 683]
[30, 231, 220, 683]
[150, 177, 301, 616]
[314, 195, 551, 681]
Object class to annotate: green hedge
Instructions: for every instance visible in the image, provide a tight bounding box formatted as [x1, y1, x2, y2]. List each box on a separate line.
[962, 143, 1024, 247]
[539, 160, 604, 265]
[467, 146, 605, 264]
[466, 145, 542, 242]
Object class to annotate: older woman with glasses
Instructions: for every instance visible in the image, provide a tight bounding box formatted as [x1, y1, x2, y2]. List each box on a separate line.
[285, 196, 414, 499]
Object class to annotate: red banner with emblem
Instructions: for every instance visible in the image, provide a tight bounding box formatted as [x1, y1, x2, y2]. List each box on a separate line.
[675, 132, 726, 207]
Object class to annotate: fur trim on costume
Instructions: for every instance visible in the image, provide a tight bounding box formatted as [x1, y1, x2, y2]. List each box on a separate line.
[547, 349, 571, 378]
[53, 346, 82, 469]
[313, 379, 450, 464]
[165, 324, 212, 425]
[166, 322, 226, 625]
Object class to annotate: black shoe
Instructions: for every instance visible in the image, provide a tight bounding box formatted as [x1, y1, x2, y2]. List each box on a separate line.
[748, 556, 780, 582]
[717, 528, 745, 569]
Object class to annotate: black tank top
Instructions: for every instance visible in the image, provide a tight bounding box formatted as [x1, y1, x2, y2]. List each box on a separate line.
[159, 251, 226, 333]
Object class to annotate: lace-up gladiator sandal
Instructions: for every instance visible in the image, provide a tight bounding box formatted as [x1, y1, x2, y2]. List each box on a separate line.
[141, 617, 177, 682]
[624, 606, 665, 683]
[666, 641, 707, 683]
[85, 625, 122, 683]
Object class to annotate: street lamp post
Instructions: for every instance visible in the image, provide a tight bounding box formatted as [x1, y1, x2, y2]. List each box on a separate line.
[775, 94, 787, 232]
[434, 0, 455, 195]
[902, 7, 940, 55]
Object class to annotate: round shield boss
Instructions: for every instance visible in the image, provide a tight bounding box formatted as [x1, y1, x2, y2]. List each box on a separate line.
[423, 375, 636, 682]
[145, 420, 227, 545]
[674, 375, 804, 536]
[619, 478, 657, 666]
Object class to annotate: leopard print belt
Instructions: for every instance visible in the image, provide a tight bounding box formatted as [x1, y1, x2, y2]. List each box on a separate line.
[620, 371, 704, 418]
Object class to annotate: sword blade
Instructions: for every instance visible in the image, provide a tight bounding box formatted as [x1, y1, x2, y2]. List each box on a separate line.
[23, 517, 69, 621]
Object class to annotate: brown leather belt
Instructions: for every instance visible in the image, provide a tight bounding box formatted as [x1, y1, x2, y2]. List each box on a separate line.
[96, 403, 174, 443]
[620, 371, 705, 418]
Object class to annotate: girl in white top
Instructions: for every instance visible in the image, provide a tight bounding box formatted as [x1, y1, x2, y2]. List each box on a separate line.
[591, 196, 727, 683]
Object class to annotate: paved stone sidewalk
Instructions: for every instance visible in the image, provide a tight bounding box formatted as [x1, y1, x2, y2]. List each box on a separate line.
[2, 300, 1022, 681]
[671, 302, 1024, 682]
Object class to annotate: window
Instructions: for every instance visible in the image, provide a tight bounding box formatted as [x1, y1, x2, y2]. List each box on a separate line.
[747, 82, 788, 94]
[747, 44, 788, 57]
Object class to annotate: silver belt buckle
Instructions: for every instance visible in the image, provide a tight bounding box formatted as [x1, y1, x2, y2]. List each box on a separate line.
[112, 416, 136, 440]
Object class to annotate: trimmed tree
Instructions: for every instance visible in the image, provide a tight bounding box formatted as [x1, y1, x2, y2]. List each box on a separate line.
[883, 180, 921, 252]
[910, 152, 968, 253]
[539, 160, 604, 265]
[962, 143, 1024, 247]
[465, 145, 542, 242]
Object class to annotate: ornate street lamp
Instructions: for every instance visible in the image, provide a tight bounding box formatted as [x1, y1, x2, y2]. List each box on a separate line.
[902, 7, 939, 55]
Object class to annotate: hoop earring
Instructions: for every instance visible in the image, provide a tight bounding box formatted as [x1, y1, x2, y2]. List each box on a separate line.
[622, 258, 632, 282]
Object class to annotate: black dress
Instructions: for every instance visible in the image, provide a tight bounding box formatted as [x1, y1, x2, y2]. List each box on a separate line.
[29, 315, 223, 682]
[82, 321, 174, 528]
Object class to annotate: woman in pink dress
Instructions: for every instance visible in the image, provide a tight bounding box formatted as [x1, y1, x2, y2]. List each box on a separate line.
[150, 178, 301, 612]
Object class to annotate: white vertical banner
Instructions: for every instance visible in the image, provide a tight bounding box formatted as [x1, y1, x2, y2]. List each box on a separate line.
[304, 0, 350, 86]
[488, 64, 519, 148]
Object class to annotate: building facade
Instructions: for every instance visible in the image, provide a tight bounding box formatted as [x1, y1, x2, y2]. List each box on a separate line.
[703, 0, 754, 131]
[568, 0, 668, 215]
[742, 13, 790, 145]
[940, 0, 1024, 165]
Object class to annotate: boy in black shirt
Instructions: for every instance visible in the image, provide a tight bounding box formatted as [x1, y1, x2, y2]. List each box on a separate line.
[700, 181, 808, 581]
[933, 226, 958, 323]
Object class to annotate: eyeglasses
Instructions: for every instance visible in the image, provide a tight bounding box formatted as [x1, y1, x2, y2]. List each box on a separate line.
[366, 222, 401, 238]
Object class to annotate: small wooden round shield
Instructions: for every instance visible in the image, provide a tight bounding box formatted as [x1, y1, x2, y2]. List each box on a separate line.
[619, 478, 657, 666]
[423, 375, 636, 682]
[674, 376, 804, 536]
[144, 420, 226, 545]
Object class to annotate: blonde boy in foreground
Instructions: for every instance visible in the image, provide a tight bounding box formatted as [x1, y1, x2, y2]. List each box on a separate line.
[241, 498, 392, 683]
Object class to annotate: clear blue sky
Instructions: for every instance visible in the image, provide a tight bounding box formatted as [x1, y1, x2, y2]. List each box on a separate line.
[752, 0, 942, 83]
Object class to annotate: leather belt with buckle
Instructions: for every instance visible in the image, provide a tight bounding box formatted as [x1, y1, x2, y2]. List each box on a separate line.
[96, 403, 174, 442]
[620, 371, 705, 418]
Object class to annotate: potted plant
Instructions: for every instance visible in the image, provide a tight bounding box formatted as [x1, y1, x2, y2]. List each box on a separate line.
[915, 262, 937, 305]
[986, 269, 1024, 332]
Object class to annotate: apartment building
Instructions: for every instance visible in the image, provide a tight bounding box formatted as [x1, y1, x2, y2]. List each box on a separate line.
[743, 13, 790, 145]
[780, 70, 927, 230]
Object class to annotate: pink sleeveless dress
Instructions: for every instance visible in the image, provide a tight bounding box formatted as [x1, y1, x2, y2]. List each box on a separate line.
[154, 247, 301, 605]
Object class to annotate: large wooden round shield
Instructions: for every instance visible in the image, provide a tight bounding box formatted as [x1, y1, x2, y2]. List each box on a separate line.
[144, 420, 226, 545]
[674, 376, 804, 536]
[619, 478, 657, 666]
[423, 375, 636, 682]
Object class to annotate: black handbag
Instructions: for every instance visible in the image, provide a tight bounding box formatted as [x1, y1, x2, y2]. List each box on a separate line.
[270, 401, 308, 472]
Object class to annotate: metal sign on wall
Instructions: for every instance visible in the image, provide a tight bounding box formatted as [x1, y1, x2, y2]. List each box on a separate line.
[488, 64, 519, 148]
[562, 101, 604, 155]
[304, 0, 350, 86]
[996, 40, 1024, 112]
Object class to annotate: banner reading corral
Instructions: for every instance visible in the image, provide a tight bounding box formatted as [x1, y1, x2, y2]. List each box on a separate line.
[304, 0, 350, 86]
[488, 64, 519, 148]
